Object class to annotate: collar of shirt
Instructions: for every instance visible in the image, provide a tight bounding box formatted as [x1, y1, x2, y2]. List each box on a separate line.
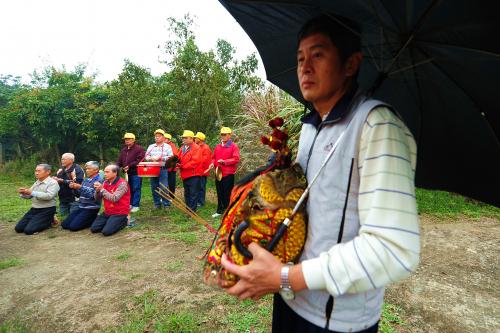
[301, 85, 359, 129]
[221, 140, 233, 148]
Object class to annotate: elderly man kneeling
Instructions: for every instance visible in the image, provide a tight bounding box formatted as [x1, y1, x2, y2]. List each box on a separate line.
[15, 164, 60, 235]
[61, 161, 103, 231]
[90, 164, 130, 236]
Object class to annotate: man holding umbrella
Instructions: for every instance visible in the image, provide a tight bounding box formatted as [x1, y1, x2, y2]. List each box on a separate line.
[221, 15, 420, 333]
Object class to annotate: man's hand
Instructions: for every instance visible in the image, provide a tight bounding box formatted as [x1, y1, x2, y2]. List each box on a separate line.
[221, 242, 282, 300]
[52, 176, 63, 183]
[93, 181, 103, 192]
[69, 182, 82, 190]
[217, 159, 225, 165]
[18, 188, 32, 195]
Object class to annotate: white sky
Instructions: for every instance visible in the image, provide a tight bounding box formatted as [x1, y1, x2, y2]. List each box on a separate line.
[0, 0, 266, 83]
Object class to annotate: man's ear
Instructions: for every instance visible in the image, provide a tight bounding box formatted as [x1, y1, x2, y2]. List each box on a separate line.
[345, 52, 363, 77]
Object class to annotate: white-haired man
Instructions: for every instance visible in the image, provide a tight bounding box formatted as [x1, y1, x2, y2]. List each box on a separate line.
[53, 153, 84, 216]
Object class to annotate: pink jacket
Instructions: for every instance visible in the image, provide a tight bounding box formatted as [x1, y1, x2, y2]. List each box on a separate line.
[212, 140, 240, 177]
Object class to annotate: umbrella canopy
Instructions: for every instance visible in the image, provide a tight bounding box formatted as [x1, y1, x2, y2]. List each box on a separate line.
[219, 0, 500, 207]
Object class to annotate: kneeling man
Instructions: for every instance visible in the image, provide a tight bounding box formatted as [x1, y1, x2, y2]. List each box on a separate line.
[61, 161, 103, 231]
[90, 164, 130, 236]
[16, 164, 60, 235]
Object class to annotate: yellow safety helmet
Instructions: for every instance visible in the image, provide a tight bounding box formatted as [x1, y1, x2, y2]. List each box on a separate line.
[123, 132, 136, 140]
[195, 132, 206, 141]
[164, 133, 172, 140]
[181, 130, 195, 138]
[154, 129, 165, 136]
[220, 127, 232, 134]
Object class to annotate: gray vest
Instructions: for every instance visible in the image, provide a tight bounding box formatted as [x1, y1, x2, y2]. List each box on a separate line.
[287, 97, 388, 332]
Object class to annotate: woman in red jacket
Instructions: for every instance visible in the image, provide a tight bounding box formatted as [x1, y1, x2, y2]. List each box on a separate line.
[177, 130, 203, 212]
[208, 127, 240, 217]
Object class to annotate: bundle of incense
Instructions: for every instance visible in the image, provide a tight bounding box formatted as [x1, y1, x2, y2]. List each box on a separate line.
[156, 183, 216, 234]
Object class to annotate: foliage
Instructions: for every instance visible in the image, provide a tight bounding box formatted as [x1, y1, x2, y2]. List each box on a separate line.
[0, 15, 261, 164]
[233, 86, 304, 173]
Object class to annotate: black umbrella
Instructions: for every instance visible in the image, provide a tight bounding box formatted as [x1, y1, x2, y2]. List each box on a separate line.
[219, 0, 500, 207]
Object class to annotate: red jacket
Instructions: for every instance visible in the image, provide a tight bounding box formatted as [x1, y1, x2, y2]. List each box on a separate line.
[212, 140, 240, 177]
[166, 141, 178, 172]
[103, 177, 130, 215]
[178, 143, 203, 179]
[198, 142, 212, 177]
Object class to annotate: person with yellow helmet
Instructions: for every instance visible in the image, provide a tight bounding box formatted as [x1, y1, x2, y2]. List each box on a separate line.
[164, 132, 179, 199]
[208, 127, 240, 218]
[145, 129, 173, 209]
[194, 131, 212, 207]
[117, 133, 145, 212]
[177, 130, 203, 212]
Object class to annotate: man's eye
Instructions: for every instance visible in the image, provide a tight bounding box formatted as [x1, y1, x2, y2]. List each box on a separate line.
[313, 52, 322, 58]
[297, 57, 304, 63]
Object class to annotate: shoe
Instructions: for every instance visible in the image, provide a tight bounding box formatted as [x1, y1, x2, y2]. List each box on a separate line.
[127, 217, 137, 227]
[211, 213, 221, 218]
[130, 207, 140, 213]
[163, 202, 171, 208]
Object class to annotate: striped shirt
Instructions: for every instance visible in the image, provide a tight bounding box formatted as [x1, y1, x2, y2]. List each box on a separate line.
[302, 106, 419, 295]
[145, 143, 173, 166]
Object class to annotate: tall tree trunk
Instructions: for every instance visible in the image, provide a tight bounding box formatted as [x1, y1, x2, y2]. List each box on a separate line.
[99, 143, 104, 166]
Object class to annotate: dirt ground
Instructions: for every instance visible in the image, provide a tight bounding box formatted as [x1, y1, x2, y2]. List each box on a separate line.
[0, 217, 499, 333]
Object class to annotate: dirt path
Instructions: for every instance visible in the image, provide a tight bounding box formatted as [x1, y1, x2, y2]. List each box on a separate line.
[0, 224, 216, 332]
[386, 218, 500, 333]
[0, 218, 499, 332]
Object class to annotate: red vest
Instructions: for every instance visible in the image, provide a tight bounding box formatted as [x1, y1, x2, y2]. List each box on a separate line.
[103, 177, 130, 215]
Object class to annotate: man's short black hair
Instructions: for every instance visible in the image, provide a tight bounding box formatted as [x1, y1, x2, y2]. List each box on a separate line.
[298, 14, 361, 64]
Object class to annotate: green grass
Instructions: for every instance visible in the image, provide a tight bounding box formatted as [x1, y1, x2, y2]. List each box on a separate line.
[163, 260, 184, 272]
[0, 318, 29, 333]
[107, 290, 273, 333]
[416, 188, 500, 220]
[380, 303, 410, 333]
[0, 258, 24, 270]
[115, 250, 131, 261]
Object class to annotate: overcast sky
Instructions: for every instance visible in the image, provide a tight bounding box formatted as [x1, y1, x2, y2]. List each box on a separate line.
[0, 0, 265, 83]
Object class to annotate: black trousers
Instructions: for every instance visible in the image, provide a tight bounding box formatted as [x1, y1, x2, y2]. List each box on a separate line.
[61, 208, 99, 231]
[272, 294, 379, 333]
[167, 170, 176, 198]
[90, 213, 127, 236]
[215, 174, 234, 214]
[15, 206, 56, 235]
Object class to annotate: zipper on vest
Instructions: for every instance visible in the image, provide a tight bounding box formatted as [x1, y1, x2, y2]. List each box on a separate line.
[323, 158, 355, 332]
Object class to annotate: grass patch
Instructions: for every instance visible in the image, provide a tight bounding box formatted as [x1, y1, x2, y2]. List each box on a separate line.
[0, 258, 24, 270]
[416, 188, 500, 220]
[115, 250, 131, 261]
[0, 317, 30, 333]
[380, 303, 408, 333]
[163, 260, 184, 272]
[107, 290, 273, 333]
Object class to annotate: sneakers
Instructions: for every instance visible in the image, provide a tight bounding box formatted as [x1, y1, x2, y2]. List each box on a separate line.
[211, 213, 221, 218]
[130, 207, 140, 213]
